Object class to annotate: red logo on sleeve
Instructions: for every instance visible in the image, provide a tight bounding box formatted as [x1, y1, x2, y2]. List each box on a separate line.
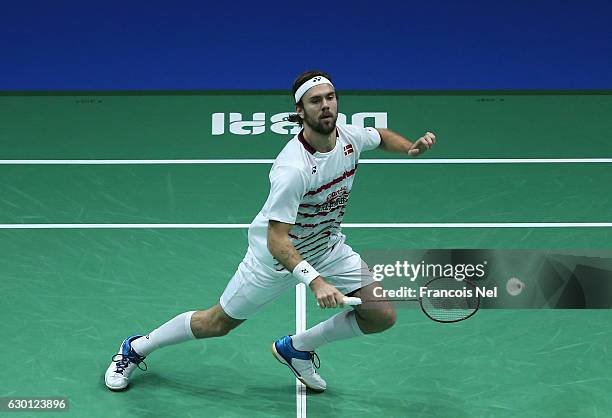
[343, 144, 354, 156]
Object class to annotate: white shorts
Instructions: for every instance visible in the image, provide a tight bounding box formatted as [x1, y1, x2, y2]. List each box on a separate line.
[220, 237, 375, 320]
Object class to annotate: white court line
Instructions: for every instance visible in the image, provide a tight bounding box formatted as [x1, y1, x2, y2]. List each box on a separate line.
[295, 283, 307, 418]
[363, 158, 612, 164]
[0, 158, 611, 164]
[344, 222, 612, 228]
[0, 159, 275, 164]
[1, 223, 611, 229]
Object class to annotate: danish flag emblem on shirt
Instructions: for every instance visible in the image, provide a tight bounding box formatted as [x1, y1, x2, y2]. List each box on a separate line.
[343, 144, 354, 156]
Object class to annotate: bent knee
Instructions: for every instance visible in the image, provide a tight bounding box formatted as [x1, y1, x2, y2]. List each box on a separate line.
[378, 308, 397, 331]
[191, 308, 243, 338]
[358, 307, 396, 334]
[193, 318, 236, 338]
[208, 315, 242, 337]
[213, 324, 232, 337]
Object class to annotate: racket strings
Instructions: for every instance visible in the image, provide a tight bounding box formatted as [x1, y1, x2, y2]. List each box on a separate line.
[420, 277, 480, 322]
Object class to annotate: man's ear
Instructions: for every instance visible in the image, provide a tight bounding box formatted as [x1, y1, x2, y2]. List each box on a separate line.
[296, 104, 304, 118]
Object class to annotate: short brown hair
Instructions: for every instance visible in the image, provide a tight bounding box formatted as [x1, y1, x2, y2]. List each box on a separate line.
[286, 70, 336, 127]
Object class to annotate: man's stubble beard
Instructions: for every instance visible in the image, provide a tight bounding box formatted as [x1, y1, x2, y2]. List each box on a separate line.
[304, 110, 337, 135]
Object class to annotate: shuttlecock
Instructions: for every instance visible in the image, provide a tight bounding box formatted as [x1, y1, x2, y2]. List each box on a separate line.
[506, 277, 524, 296]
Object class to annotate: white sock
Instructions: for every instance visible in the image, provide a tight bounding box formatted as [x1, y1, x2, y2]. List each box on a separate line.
[131, 311, 196, 356]
[292, 310, 364, 352]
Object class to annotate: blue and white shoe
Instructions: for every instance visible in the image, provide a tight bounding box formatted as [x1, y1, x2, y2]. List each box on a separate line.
[105, 335, 147, 391]
[272, 335, 326, 392]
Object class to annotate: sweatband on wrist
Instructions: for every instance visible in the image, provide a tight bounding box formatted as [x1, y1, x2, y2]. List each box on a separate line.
[293, 260, 320, 286]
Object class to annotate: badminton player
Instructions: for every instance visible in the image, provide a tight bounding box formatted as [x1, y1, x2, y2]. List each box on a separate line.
[105, 70, 436, 392]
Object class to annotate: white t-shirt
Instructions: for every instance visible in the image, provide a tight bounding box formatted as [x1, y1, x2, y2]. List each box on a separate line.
[247, 124, 381, 270]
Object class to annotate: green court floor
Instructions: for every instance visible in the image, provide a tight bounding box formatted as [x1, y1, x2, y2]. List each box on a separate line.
[1, 92, 611, 417]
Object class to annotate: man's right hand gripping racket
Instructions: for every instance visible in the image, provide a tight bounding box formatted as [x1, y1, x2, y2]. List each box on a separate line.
[342, 277, 480, 323]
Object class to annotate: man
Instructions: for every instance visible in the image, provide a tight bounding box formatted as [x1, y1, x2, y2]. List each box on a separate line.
[105, 70, 436, 392]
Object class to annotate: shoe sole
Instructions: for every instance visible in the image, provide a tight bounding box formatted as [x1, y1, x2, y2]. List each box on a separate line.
[105, 377, 129, 392]
[106, 384, 128, 392]
[271, 342, 325, 393]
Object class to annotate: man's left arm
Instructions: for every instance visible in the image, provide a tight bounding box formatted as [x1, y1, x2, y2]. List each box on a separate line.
[376, 128, 436, 156]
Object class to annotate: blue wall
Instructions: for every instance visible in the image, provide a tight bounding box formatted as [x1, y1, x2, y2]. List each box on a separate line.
[1, 0, 611, 90]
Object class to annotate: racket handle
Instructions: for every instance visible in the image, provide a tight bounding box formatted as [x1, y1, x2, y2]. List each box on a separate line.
[342, 296, 362, 306]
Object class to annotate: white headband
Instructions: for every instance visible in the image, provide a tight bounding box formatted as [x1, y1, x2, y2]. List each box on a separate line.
[294, 76, 334, 103]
